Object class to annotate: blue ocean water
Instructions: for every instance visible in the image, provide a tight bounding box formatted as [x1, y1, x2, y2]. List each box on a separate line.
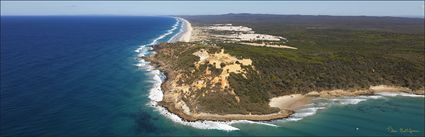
[1, 16, 424, 136]
[0, 16, 179, 136]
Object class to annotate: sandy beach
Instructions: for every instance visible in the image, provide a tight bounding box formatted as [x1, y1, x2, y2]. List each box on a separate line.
[268, 85, 424, 113]
[170, 17, 192, 42]
[269, 94, 311, 110]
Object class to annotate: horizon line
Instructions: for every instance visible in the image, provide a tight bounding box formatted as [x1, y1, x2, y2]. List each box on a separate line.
[1, 13, 424, 19]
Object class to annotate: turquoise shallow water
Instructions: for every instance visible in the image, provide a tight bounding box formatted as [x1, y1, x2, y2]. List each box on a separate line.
[1, 16, 424, 136]
[148, 96, 424, 136]
[259, 96, 424, 136]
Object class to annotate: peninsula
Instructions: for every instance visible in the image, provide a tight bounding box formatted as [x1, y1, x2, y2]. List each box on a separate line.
[146, 14, 425, 121]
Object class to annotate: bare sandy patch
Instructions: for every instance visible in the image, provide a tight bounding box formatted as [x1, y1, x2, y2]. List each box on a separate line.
[269, 94, 311, 110]
[192, 49, 253, 90]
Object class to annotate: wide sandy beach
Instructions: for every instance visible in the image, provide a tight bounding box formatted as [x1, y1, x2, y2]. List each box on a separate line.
[170, 17, 192, 42]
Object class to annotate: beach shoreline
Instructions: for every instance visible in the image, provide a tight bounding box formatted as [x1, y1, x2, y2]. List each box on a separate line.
[268, 85, 424, 114]
[169, 17, 192, 43]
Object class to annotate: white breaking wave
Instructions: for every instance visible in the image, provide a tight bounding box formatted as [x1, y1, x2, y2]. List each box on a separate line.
[147, 70, 165, 102]
[329, 95, 387, 105]
[134, 17, 181, 55]
[153, 103, 240, 131]
[293, 107, 327, 117]
[168, 18, 185, 43]
[229, 120, 278, 127]
[278, 106, 327, 122]
[330, 98, 368, 105]
[135, 17, 180, 104]
[375, 92, 425, 97]
[276, 95, 386, 123]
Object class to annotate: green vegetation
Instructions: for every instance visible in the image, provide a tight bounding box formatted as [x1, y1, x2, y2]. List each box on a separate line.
[221, 43, 424, 97]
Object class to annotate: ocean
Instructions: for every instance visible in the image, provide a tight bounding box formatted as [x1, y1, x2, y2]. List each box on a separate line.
[1, 16, 424, 136]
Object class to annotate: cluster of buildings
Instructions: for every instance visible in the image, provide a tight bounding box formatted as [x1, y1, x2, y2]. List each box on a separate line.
[205, 24, 286, 42]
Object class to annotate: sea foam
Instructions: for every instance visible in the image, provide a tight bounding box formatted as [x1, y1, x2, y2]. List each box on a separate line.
[134, 18, 181, 54]
[276, 95, 387, 123]
[375, 92, 425, 97]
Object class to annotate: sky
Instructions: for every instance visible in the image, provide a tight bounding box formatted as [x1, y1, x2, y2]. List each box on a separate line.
[1, 1, 424, 17]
